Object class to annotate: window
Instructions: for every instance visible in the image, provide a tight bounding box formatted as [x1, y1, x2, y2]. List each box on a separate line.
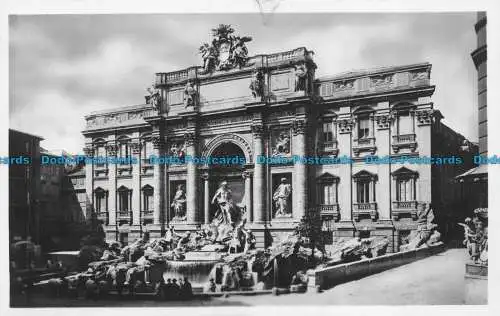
[353, 170, 377, 204]
[396, 178, 414, 201]
[143, 140, 154, 160]
[397, 111, 413, 135]
[94, 188, 107, 213]
[358, 117, 370, 139]
[142, 185, 154, 212]
[322, 122, 334, 142]
[322, 183, 337, 204]
[392, 167, 418, 202]
[118, 140, 130, 160]
[357, 181, 370, 203]
[95, 143, 106, 167]
[118, 186, 131, 213]
[317, 173, 339, 205]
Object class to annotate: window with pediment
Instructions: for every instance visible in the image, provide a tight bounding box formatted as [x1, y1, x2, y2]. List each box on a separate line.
[117, 185, 131, 213]
[317, 173, 339, 205]
[94, 187, 108, 213]
[392, 167, 418, 202]
[353, 170, 377, 203]
[142, 185, 154, 213]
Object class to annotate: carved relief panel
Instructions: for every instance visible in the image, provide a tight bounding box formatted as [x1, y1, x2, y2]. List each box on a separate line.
[270, 128, 292, 157]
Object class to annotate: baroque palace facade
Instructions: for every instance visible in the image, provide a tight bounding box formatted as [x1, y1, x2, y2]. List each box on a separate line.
[82, 26, 471, 251]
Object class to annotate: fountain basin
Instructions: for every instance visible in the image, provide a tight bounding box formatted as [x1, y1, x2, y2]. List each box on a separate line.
[162, 251, 224, 289]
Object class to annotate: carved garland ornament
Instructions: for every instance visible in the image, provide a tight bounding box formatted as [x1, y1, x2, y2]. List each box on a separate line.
[151, 135, 164, 149]
[131, 142, 142, 155]
[251, 125, 266, 138]
[416, 110, 434, 125]
[375, 114, 394, 130]
[105, 144, 118, 157]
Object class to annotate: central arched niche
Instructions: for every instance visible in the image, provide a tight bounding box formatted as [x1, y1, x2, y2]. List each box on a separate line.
[207, 142, 246, 221]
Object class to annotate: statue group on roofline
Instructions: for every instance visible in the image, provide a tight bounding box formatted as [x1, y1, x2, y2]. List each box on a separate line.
[459, 208, 488, 265]
[199, 24, 252, 74]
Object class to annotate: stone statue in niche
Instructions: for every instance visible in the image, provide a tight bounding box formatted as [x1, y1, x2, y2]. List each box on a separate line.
[249, 70, 265, 100]
[211, 181, 235, 226]
[294, 63, 308, 92]
[183, 80, 198, 108]
[272, 131, 290, 156]
[145, 86, 162, 110]
[171, 184, 187, 221]
[273, 177, 292, 217]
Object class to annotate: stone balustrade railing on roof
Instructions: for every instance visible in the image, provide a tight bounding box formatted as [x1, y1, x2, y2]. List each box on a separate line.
[317, 63, 432, 99]
[154, 47, 314, 87]
[84, 105, 154, 131]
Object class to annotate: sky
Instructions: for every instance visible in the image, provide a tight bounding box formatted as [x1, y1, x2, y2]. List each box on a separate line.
[9, 13, 478, 154]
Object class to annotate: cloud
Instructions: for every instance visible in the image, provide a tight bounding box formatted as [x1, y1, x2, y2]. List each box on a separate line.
[10, 91, 109, 154]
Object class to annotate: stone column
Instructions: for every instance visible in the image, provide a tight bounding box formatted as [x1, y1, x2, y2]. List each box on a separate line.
[293, 119, 308, 221]
[131, 141, 142, 226]
[185, 132, 199, 224]
[202, 172, 210, 224]
[152, 135, 164, 225]
[106, 143, 118, 227]
[252, 125, 266, 223]
[243, 170, 253, 223]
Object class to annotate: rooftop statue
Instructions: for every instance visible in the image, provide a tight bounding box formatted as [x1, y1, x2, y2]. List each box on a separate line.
[145, 86, 162, 110]
[199, 24, 252, 74]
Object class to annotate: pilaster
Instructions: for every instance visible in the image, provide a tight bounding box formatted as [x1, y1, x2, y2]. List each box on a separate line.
[252, 122, 266, 223]
[131, 141, 142, 226]
[106, 142, 118, 227]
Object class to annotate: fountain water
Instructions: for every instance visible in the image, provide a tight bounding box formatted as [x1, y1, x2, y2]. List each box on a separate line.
[162, 251, 223, 289]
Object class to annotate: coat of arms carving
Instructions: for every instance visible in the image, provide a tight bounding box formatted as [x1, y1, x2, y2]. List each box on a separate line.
[199, 24, 252, 74]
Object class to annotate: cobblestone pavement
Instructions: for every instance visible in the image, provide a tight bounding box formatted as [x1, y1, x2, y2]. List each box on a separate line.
[13, 248, 470, 307]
